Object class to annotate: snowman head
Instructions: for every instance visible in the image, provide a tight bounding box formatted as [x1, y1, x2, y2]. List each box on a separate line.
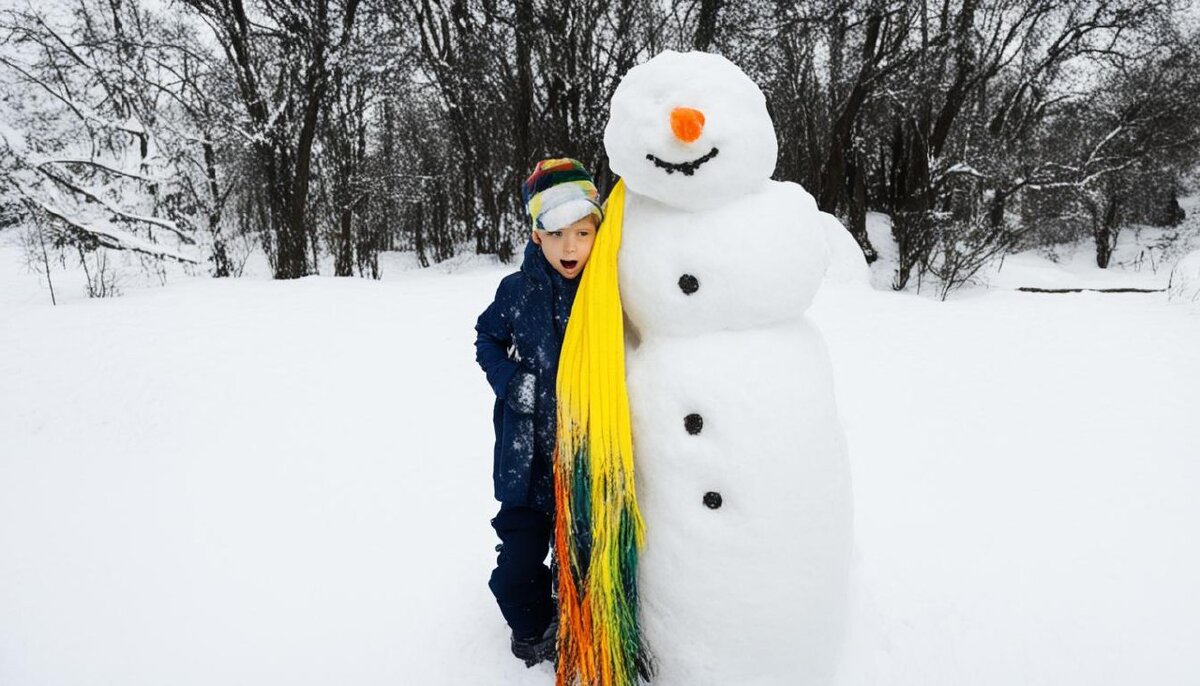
[604, 51, 777, 211]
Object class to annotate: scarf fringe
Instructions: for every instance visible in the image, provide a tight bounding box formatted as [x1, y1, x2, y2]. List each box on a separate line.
[554, 179, 650, 686]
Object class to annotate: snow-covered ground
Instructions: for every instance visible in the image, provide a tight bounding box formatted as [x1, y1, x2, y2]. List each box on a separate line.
[1, 241, 1198, 685]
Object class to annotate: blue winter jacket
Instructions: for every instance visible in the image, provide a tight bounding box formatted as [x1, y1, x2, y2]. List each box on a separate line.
[475, 239, 580, 514]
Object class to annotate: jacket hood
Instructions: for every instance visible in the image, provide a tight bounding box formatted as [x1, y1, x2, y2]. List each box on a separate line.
[520, 238, 582, 291]
[519, 239, 553, 285]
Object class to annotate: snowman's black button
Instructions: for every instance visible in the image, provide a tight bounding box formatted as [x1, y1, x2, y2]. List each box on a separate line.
[678, 274, 700, 295]
[703, 491, 722, 509]
[684, 413, 703, 435]
[495, 543, 503, 552]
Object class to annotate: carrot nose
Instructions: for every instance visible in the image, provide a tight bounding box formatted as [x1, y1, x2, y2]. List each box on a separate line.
[670, 107, 705, 143]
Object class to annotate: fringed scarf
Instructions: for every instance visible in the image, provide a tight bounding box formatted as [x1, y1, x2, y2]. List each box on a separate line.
[554, 178, 651, 685]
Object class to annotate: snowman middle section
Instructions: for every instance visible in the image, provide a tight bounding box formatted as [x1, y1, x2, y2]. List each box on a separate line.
[617, 179, 829, 338]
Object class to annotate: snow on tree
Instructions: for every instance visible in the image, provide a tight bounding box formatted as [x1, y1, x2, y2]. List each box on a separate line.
[0, 3, 203, 273]
[1167, 249, 1200, 303]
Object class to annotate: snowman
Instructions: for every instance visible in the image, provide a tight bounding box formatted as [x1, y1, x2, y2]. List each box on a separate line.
[606, 50, 854, 685]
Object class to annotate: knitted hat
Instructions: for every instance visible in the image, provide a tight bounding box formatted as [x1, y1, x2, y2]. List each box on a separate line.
[522, 158, 603, 232]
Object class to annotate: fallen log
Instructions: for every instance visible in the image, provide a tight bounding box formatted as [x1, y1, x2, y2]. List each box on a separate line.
[1016, 287, 1166, 294]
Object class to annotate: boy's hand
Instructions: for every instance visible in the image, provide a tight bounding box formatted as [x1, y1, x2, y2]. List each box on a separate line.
[507, 371, 537, 415]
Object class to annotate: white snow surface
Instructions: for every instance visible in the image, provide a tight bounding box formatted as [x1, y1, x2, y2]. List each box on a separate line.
[2, 245, 1200, 685]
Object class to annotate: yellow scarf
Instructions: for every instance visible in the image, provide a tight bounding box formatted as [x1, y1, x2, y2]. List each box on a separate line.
[553, 178, 650, 685]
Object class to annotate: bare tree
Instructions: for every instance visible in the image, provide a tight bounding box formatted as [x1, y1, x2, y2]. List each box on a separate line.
[0, 3, 201, 274]
[178, 0, 362, 279]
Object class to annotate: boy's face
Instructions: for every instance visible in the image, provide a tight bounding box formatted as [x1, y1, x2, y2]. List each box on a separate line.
[532, 215, 597, 280]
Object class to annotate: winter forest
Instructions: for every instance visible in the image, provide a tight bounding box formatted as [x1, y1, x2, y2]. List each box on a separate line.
[2, 0, 1199, 297]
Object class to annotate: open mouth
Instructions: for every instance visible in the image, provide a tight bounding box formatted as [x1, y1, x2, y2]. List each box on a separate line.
[561, 260, 579, 270]
[646, 147, 720, 176]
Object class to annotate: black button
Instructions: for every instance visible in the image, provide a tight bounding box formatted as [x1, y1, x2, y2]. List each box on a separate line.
[703, 491, 722, 509]
[495, 544, 503, 552]
[685, 413, 703, 435]
[678, 274, 699, 295]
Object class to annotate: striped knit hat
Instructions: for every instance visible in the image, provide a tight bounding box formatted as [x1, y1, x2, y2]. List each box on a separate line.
[522, 158, 603, 232]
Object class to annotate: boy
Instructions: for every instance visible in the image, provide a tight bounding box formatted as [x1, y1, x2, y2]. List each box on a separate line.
[474, 158, 602, 667]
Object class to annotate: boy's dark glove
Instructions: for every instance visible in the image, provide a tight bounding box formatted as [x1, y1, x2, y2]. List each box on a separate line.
[506, 370, 537, 415]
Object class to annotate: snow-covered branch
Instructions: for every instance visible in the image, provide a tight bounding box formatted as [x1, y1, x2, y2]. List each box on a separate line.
[30, 158, 167, 184]
[32, 163, 194, 244]
[14, 184, 199, 264]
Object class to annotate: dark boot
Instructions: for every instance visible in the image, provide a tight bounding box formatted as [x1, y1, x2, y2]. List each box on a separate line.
[510, 618, 558, 668]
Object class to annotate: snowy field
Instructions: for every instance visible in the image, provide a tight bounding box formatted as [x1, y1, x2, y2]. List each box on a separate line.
[1, 242, 1198, 685]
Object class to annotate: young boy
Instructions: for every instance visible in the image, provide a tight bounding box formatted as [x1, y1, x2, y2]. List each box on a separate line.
[474, 158, 602, 667]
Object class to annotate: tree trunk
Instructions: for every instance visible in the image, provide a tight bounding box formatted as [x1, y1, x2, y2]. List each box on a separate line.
[335, 207, 354, 276]
[889, 118, 935, 290]
[414, 201, 429, 268]
[693, 0, 723, 51]
[381, 96, 398, 253]
[202, 141, 231, 277]
[514, 0, 534, 172]
[846, 152, 876, 262]
[817, 9, 883, 214]
[987, 189, 1008, 231]
[1095, 195, 1121, 269]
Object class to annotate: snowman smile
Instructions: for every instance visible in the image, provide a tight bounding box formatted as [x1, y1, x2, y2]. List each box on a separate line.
[646, 147, 720, 176]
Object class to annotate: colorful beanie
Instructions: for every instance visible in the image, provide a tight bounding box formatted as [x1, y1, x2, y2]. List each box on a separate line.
[521, 158, 604, 232]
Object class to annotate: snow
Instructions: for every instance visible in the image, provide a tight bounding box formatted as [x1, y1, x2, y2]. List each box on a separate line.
[511, 372, 536, 413]
[1, 244, 1199, 684]
[0, 258, 546, 686]
[942, 162, 984, 178]
[1167, 249, 1200, 303]
[0, 118, 30, 154]
[865, 211, 901, 290]
[812, 285, 1200, 686]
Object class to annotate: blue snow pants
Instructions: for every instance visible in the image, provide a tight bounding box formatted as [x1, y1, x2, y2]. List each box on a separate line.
[489, 505, 555, 639]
